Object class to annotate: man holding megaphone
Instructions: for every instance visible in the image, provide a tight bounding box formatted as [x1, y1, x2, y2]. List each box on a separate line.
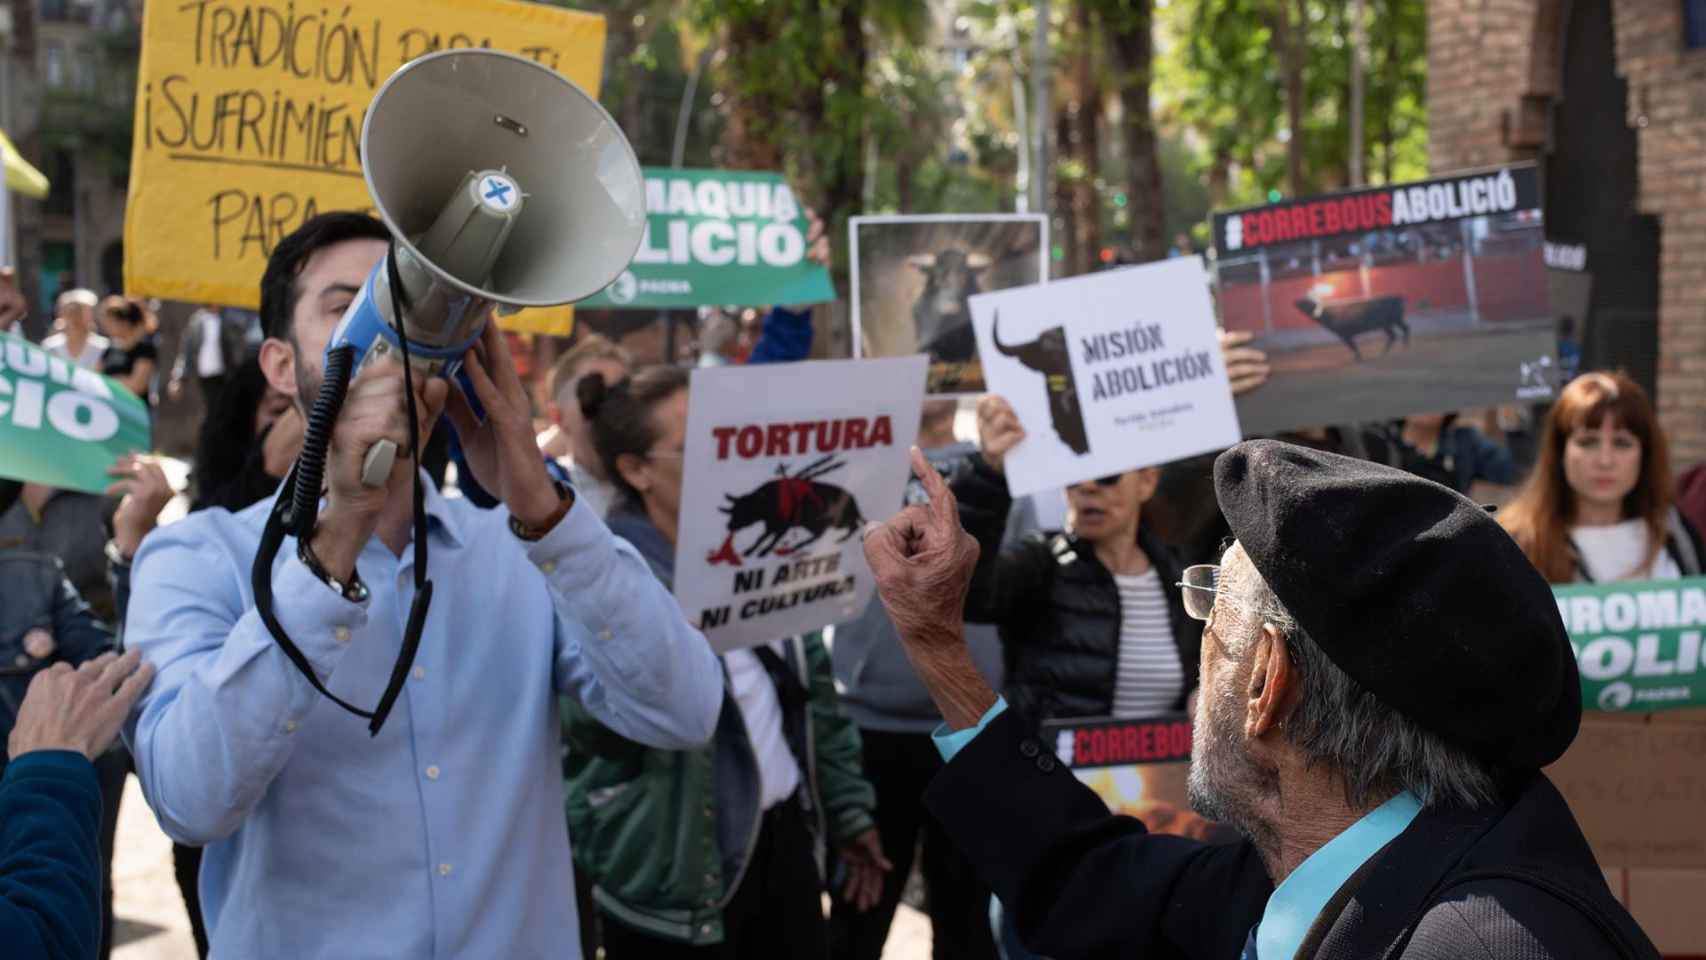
[120, 50, 724, 960]
[121, 211, 724, 960]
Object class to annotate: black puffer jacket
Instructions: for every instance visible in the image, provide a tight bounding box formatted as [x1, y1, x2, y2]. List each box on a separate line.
[952, 456, 1199, 731]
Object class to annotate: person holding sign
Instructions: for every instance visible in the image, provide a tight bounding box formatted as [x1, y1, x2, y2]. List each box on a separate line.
[1499, 372, 1703, 582]
[565, 367, 886, 958]
[954, 393, 1201, 732]
[120, 214, 722, 960]
[864, 441, 1656, 960]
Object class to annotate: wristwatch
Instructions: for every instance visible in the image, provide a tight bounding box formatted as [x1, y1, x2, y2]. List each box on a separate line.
[298, 535, 371, 604]
[509, 480, 575, 542]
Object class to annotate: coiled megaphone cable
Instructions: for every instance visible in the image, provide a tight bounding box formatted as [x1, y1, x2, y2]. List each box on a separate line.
[251, 239, 435, 736]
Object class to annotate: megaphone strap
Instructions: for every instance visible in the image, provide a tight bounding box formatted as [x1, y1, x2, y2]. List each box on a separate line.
[248, 240, 439, 738]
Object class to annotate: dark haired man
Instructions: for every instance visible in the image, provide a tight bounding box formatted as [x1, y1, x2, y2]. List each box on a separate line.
[121, 212, 722, 959]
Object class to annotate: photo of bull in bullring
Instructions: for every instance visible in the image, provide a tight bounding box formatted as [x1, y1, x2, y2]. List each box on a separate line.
[1213, 163, 1561, 436]
[850, 213, 1047, 395]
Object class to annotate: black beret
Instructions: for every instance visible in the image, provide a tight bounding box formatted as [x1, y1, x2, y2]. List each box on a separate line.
[1213, 439, 1580, 770]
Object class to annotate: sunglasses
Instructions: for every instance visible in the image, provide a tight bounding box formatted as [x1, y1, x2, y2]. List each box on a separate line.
[1175, 564, 1219, 620]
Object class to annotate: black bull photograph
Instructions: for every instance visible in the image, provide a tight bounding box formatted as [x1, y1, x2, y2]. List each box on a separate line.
[991, 312, 1089, 455]
[1215, 208, 1559, 437]
[853, 215, 1046, 395]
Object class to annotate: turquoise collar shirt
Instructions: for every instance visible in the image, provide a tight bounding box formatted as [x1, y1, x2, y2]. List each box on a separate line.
[122, 476, 723, 959]
[1255, 790, 1421, 959]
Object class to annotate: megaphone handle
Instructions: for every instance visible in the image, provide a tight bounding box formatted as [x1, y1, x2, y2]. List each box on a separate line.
[362, 440, 398, 488]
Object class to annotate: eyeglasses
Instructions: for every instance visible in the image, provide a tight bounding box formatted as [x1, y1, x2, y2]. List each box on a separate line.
[1176, 564, 1219, 621]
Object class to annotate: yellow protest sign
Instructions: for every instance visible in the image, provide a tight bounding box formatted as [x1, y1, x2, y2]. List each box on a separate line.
[123, 0, 604, 336]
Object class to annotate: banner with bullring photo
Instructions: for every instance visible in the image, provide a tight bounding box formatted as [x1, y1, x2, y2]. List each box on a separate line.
[1210, 163, 1559, 436]
[1554, 577, 1706, 713]
[0, 336, 151, 493]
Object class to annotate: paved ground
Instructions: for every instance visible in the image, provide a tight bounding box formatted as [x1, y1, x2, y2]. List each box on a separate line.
[110, 776, 935, 959]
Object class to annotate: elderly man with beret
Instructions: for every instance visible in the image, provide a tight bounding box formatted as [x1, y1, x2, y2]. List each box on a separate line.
[864, 440, 1655, 960]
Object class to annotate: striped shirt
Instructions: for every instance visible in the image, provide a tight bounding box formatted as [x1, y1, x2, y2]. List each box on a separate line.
[1111, 569, 1185, 717]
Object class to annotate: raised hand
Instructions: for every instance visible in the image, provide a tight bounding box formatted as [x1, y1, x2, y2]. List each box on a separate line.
[975, 394, 1026, 473]
[863, 448, 995, 730]
[445, 322, 564, 531]
[106, 454, 175, 561]
[1219, 329, 1271, 396]
[315, 358, 449, 580]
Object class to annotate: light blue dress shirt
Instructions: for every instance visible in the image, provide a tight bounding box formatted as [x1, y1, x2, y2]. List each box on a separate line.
[933, 698, 1008, 760]
[1255, 790, 1420, 960]
[121, 477, 723, 960]
[934, 701, 1423, 960]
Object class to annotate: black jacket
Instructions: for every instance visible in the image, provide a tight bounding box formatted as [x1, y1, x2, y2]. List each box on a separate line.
[926, 709, 1658, 960]
[953, 456, 1199, 730]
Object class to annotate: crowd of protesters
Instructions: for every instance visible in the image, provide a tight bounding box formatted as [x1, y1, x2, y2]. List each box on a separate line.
[0, 207, 1700, 960]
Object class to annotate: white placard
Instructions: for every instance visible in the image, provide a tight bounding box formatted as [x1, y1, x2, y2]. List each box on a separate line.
[968, 257, 1241, 497]
[674, 356, 928, 652]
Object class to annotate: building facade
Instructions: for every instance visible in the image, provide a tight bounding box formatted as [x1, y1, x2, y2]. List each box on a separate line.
[1428, 0, 1706, 465]
[1, 0, 136, 337]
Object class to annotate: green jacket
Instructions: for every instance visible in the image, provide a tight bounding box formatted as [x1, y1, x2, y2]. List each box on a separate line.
[563, 631, 876, 945]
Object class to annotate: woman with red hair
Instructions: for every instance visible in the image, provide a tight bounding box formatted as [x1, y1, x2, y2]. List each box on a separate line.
[1499, 371, 1703, 583]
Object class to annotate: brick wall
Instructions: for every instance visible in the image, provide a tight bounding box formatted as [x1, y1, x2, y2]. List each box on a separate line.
[1426, 0, 1706, 465]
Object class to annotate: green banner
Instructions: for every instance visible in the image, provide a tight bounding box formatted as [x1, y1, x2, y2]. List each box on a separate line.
[577, 167, 835, 310]
[0, 334, 151, 493]
[1554, 577, 1706, 713]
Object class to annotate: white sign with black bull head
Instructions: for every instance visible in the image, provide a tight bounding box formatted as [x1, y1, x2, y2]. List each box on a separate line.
[674, 356, 928, 652]
[968, 257, 1242, 498]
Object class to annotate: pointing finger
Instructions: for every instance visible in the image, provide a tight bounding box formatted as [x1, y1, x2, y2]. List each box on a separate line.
[909, 447, 954, 521]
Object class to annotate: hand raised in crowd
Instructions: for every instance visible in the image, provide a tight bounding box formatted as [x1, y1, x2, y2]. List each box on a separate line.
[783, 208, 833, 313]
[838, 828, 893, 912]
[864, 448, 995, 730]
[445, 321, 566, 531]
[106, 453, 176, 561]
[1218, 329, 1270, 396]
[7, 650, 154, 761]
[315, 357, 449, 579]
[804, 209, 831, 269]
[975, 394, 1026, 473]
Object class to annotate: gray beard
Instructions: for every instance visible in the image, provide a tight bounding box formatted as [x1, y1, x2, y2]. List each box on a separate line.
[1186, 680, 1275, 841]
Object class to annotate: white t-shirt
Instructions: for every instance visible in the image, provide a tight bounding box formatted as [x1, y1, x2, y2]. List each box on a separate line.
[723, 642, 803, 811]
[1110, 569, 1185, 717]
[194, 309, 225, 377]
[1571, 519, 1682, 582]
[41, 331, 110, 371]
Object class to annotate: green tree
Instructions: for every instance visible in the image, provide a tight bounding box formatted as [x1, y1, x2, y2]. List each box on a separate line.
[1158, 0, 1427, 208]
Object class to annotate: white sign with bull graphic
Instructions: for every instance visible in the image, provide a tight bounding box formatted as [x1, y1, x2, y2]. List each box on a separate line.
[674, 355, 928, 652]
[968, 257, 1242, 498]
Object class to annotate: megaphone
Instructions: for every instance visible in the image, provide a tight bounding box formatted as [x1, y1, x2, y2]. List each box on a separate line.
[336, 48, 646, 485]
[254, 50, 646, 736]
